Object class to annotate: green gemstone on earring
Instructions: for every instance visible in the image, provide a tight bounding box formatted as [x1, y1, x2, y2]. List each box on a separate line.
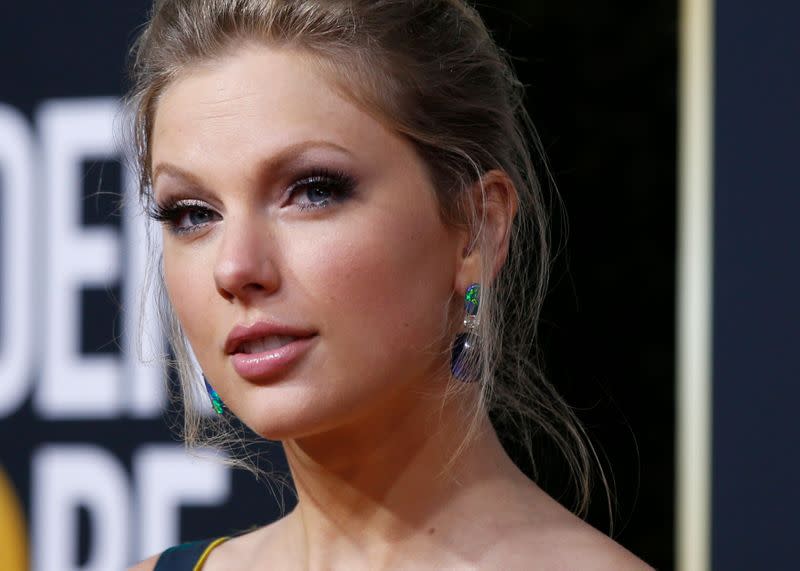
[210, 395, 224, 415]
[204, 378, 225, 415]
[464, 283, 480, 316]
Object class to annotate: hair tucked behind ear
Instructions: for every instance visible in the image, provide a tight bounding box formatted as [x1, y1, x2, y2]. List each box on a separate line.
[126, 0, 612, 525]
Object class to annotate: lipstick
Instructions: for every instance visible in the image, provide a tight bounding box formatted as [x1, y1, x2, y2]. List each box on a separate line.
[225, 321, 317, 381]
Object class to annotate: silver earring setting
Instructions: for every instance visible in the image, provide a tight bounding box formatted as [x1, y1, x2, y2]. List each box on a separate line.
[451, 283, 481, 382]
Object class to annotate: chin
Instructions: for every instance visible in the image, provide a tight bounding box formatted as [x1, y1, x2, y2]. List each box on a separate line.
[225, 384, 355, 443]
[217, 354, 445, 443]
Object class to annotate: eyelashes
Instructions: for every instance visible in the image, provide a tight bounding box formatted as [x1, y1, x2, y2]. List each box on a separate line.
[149, 167, 357, 235]
[288, 168, 356, 211]
[149, 198, 219, 235]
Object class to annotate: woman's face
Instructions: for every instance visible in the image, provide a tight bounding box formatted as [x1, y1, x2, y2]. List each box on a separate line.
[151, 44, 468, 440]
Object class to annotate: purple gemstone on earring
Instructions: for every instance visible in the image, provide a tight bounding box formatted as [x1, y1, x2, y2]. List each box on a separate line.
[464, 284, 480, 316]
[451, 332, 479, 382]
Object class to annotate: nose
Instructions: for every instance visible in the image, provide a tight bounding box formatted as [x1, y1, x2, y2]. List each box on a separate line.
[213, 216, 280, 303]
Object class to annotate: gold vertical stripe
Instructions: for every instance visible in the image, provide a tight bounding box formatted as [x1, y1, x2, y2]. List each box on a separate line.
[0, 467, 27, 571]
[677, 0, 714, 569]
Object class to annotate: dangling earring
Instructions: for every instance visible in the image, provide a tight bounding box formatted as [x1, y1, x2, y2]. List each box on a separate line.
[204, 377, 225, 415]
[451, 283, 481, 382]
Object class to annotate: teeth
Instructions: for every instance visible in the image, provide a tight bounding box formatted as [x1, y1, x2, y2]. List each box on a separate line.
[239, 335, 295, 354]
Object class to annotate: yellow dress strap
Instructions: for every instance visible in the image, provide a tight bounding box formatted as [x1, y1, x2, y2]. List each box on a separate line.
[192, 536, 230, 571]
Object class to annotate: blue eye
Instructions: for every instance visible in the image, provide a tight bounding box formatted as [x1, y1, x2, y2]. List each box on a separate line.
[289, 170, 356, 211]
[149, 199, 220, 235]
[184, 207, 216, 226]
[305, 184, 334, 204]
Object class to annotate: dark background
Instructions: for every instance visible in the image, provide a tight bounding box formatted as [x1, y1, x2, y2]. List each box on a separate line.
[0, 1, 677, 569]
[478, 3, 675, 568]
[712, 1, 800, 569]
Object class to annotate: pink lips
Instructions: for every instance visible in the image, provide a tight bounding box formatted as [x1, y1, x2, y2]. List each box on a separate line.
[225, 321, 317, 382]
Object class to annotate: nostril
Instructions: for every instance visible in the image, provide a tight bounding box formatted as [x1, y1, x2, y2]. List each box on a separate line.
[220, 289, 235, 303]
[216, 278, 276, 304]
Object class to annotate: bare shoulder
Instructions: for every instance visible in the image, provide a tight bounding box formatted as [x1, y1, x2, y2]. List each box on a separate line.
[125, 525, 274, 571]
[202, 519, 286, 570]
[480, 518, 653, 570]
[127, 554, 159, 571]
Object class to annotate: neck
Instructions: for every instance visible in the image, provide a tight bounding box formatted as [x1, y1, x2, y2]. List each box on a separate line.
[277, 384, 533, 568]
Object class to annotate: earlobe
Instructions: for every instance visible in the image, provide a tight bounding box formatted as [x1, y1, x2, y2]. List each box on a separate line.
[453, 169, 518, 293]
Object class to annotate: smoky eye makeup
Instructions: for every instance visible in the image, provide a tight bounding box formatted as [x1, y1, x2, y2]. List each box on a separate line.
[148, 197, 221, 235]
[147, 161, 360, 235]
[284, 167, 358, 211]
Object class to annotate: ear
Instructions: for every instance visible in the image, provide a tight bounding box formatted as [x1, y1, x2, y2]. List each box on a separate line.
[454, 169, 518, 295]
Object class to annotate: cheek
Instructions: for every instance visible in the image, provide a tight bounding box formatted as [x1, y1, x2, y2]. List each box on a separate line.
[162, 241, 218, 350]
[163, 243, 191, 312]
[294, 205, 459, 365]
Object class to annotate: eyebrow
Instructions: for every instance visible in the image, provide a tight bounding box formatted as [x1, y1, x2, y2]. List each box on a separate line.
[151, 140, 356, 189]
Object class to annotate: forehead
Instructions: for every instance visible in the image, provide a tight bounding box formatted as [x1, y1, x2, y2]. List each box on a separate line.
[151, 44, 411, 181]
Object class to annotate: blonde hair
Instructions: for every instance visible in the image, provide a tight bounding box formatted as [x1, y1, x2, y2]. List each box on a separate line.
[127, 0, 610, 520]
